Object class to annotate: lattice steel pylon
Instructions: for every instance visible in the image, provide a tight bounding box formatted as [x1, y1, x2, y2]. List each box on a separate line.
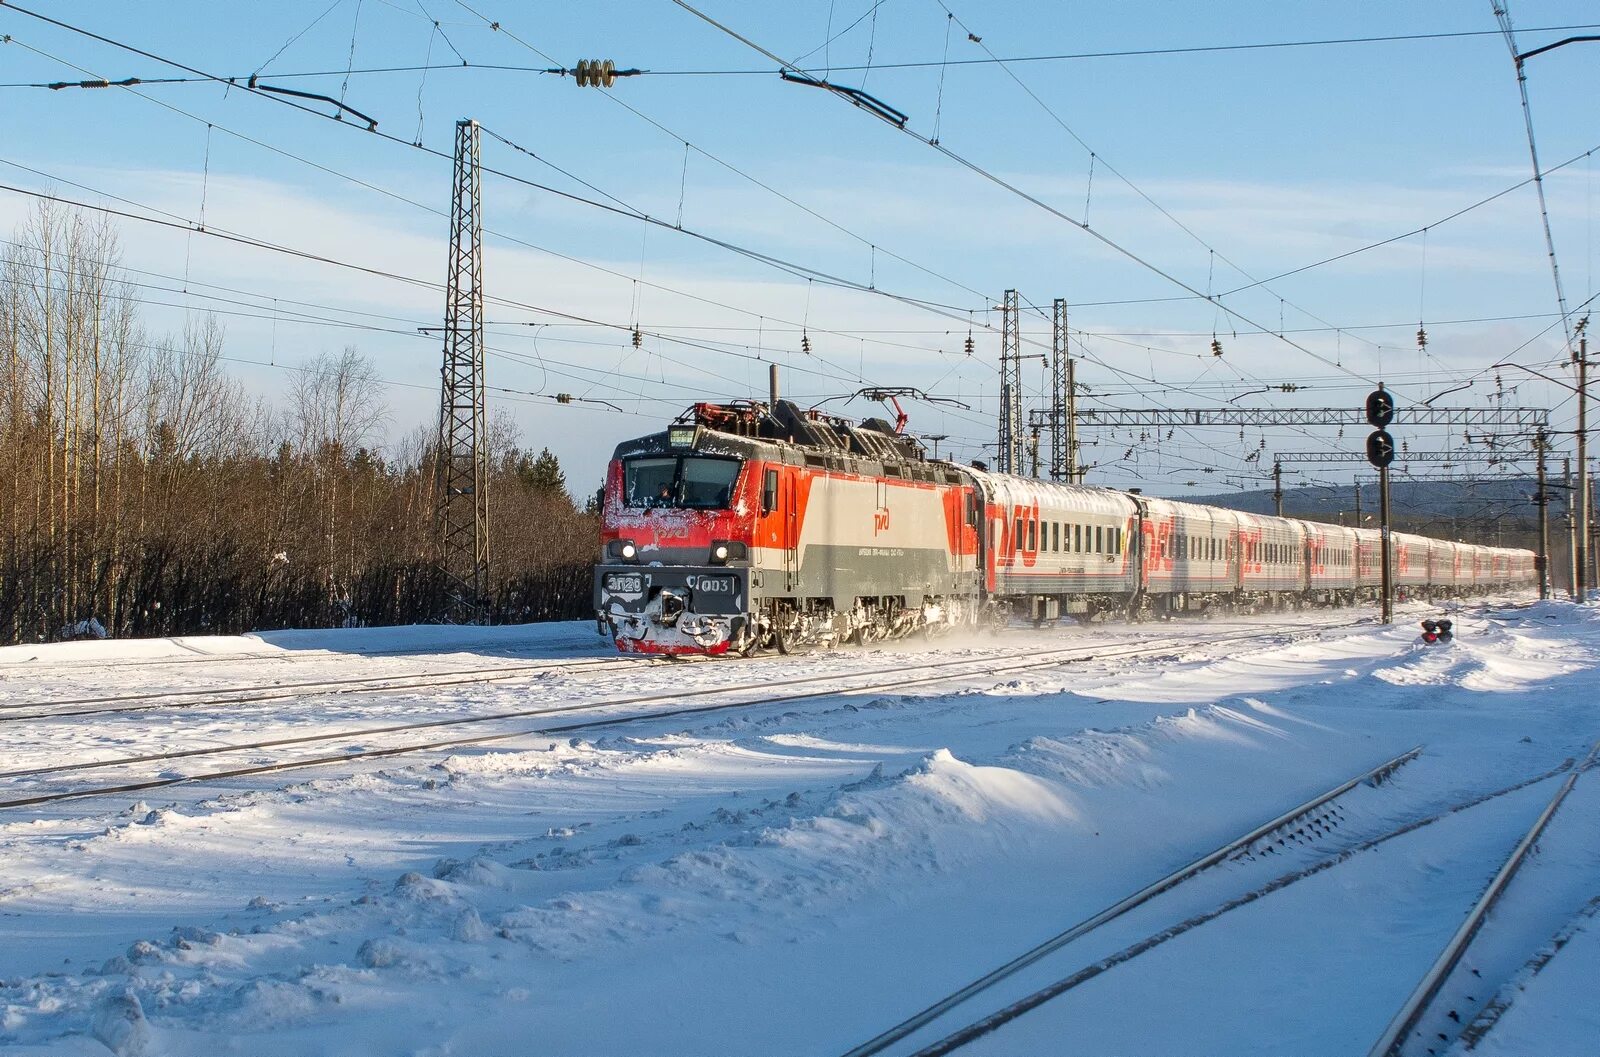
[435, 119, 489, 624]
[1048, 297, 1069, 481]
[997, 289, 1021, 474]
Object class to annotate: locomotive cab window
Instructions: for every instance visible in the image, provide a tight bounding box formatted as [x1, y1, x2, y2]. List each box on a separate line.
[623, 455, 741, 509]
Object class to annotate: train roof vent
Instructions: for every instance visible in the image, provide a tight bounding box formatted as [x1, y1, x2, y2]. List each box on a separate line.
[859, 416, 896, 436]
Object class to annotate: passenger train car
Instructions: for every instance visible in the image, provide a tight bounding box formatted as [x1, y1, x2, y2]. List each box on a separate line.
[593, 400, 1538, 655]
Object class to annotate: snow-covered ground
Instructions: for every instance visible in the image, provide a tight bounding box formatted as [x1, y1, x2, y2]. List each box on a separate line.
[2, 596, 1596, 1057]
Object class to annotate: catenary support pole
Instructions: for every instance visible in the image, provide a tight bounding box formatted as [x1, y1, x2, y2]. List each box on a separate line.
[1566, 458, 1578, 598]
[1066, 356, 1080, 483]
[1536, 431, 1550, 599]
[1577, 335, 1588, 599]
[435, 118, 489, 625]
[998, 289, 1021, 475]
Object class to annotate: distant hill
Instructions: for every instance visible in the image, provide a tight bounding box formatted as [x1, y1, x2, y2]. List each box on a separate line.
[1176, 478, 1550, 522]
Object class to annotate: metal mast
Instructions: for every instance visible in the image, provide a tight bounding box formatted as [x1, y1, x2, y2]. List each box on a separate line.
[998, 289, 1021, 474]
[1049, 298, 1068, 481]
[435, 119, 489, 624]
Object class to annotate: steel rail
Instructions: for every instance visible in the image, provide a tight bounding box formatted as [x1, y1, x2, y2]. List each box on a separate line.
[0, 617, 1323, 722]
[0, 625, 1349, 812]
[0, 634, 600, 674]
[1457, 891, 1600, 1050]
[838, 743, 1423, 1057]
[1366, 737, 1600, 1057]
[0, 629, 1214, 726]
[904, 756, 1581, 1057]
[0, 654, 644, 714]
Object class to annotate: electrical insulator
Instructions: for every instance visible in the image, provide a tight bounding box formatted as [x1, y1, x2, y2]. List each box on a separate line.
[963, 333, 974, 356]
[555, 393, 573, 404]
[1416, 326, 1428, 349]
[1211, 337, 1223, 357]
[801, 331, 812, 354]
[574, 59, 617, 88]
[631, 329, 642, 348]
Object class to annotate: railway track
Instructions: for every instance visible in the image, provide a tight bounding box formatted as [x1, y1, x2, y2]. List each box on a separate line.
[842, 740, 1595, 1057]
[0, 653, 663, 724]
[0, 613, 1362, 725]
[0, 622, 1353, 814]
[1366, 738, 1600, 1057]
[0, 633, 606, 675]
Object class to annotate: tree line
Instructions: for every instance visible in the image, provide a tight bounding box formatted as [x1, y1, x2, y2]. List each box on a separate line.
[0, 201, 598, 645]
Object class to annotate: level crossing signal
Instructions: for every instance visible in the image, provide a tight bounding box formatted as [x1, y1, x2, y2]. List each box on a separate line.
[1365, 388, 1396, 468]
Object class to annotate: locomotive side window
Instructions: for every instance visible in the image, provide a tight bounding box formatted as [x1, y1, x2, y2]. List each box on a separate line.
[623, 455, 741, 509]
[761, 468, 778, 514]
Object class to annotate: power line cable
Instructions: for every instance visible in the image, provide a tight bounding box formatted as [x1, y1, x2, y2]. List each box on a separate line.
[9, 23, 1598, 85]
[666, 0, 1385, 393]
[0, 29, 998, 390]
[1493, 2, 1575, 353]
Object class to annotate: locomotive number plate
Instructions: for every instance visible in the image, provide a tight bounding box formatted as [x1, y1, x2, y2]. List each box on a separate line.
[605, 572, 645, 595]
[687, 574, 737, 595]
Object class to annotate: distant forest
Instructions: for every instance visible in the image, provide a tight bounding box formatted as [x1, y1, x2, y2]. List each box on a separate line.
[0, 202, 597, 645]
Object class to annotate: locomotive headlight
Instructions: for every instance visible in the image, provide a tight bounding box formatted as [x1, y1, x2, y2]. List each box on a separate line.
[622, 542, 637, 560]
[708, 540, 746, 565]
[607, 539, 638, 561]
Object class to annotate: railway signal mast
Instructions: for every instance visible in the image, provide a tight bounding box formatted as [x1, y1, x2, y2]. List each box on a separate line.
[1365, 386, 1396, 624]
[435, 119, 490, 625]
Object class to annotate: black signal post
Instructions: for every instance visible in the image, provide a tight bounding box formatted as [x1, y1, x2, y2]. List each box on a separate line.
[1365, 386, 1395, 624]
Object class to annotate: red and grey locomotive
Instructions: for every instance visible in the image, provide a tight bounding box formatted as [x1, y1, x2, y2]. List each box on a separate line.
[593, 399, 1537, 655]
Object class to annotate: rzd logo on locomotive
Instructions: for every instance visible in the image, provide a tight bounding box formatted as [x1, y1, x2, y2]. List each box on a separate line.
[873, 508, 891, 536]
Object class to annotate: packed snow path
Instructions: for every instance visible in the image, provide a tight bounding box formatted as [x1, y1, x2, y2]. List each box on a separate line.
[2, 598, 1597, 1056]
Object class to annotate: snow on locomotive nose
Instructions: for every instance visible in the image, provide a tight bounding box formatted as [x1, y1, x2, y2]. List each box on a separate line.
[593, 398, 982, 656]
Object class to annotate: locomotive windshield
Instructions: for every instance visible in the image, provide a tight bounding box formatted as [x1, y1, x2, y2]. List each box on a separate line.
[623, 455, 741, 509]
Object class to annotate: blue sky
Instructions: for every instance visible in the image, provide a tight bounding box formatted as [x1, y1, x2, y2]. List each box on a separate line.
[3, 1, 1599, 497]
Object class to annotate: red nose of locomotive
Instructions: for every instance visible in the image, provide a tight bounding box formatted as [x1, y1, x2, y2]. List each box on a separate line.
[595, 419, 759, 655]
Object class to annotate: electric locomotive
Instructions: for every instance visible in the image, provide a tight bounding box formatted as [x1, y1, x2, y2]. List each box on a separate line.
[593, 398, 980, 654]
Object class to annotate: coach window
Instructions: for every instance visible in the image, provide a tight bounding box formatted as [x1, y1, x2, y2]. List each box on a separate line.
[1094, 526, 1102, 553]
[1015, 517, 1024, 550]
[1028, 519, 1037, 551]
[1073, 524, 1081, 552]
[1052, 522, 1060, 552]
